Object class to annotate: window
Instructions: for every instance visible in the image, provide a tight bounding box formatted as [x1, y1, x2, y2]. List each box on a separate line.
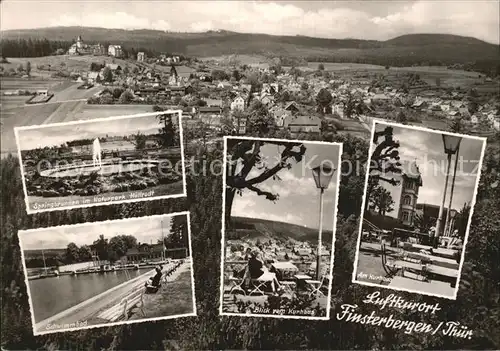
[403, 195, 412, 206]
[406, 181, 414, 190]
[402, 211, 409, 222]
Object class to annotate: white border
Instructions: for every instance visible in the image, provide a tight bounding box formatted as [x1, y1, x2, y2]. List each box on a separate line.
[351, 119, 487, 300]
[18, 211, 197, 336]
[218, 136, 343, 320]
[14, 111, 187, 214]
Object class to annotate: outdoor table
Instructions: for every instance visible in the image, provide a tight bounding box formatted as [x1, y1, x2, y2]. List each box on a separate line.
[407, 252, 459, 269]
[388, 276, 455, 296]
[410, 243, 434, 251]
[427, 265, 459, 279]
[432, 248, 458, 259]
[294, 274, 312, 290]
[249, 271, 277, 295]
[393, 260, 458, 283]
[271, 262, 299, 281]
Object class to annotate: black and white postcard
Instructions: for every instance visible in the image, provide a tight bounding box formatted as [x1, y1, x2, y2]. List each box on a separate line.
[352, 121, 486, 299]
[19, 212, 196, 335]
[15, 111, 186, 213]
[220, 136, 342, 320]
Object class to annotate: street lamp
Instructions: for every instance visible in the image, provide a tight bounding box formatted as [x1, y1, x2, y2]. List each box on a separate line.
[444, 142, 461, 238]
[311, 164, 335, 280]
[435, 134, 462, 243]
[446, 209, 458, 237]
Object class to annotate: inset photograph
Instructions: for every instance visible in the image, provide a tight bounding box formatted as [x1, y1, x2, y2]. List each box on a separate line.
[353, 121, 486, 299]
[15, 111, 185, 213]
[220, 136, 342, 320]
[19, 212, 196, 335]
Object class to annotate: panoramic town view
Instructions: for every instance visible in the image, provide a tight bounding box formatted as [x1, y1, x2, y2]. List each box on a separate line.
[1, 0, 500, 349]
[19, 212, 195, 335]
[15, 111, 185, 212]
[353, 121, 486, 299]
[221, 137, 341, 319]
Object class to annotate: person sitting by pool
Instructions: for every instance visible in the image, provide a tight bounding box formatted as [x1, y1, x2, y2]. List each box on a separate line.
[145, 265, 163, 290]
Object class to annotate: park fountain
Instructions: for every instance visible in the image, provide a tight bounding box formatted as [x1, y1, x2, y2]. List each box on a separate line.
[92, 137, 102, 169]
[38, 137, 162, 178]
[27, 110, 184, 198]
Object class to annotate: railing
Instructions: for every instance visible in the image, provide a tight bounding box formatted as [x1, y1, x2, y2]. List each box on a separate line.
[363, 218, 382, 233]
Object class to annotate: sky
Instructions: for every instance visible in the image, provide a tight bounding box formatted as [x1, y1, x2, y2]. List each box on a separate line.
[16, 114, 165, 150]
[230, 140, 341, 230]
[1, 1, 499, 44]
[18, 214, 184, 250]
[371, 122, 485, 217]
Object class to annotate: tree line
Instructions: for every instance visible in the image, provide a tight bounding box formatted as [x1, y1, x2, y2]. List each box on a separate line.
[0, 38, 72, 58]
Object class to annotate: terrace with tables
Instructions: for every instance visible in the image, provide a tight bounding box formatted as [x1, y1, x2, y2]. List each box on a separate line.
[223, 257, 331, 312]
[373, 228, 461, 297]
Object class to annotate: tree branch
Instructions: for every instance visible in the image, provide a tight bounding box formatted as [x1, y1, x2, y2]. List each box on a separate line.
[247, 184, 279, 201]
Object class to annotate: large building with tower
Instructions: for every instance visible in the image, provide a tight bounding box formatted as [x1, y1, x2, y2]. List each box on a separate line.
[397, 161, 423, 227]
[68, 36, 106, 56]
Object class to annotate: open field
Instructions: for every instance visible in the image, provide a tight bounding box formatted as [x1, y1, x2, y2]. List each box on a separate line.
[201, 54, 270, 66]
[1, 79, 100, 110]
[298, 62, 499, 91]
[1, 77, 58, 91]
[1, 103, 63, 155]
[72, 104, 155, 119]
[1, 55, 141, 79]
[142, 62, 195, 78]
[1, 102, 156, 156]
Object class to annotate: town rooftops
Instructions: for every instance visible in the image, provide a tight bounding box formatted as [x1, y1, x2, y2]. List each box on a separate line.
[199, 106, 222, 113]
[203, 98, 223, 107]
[105, 63, 121, 71]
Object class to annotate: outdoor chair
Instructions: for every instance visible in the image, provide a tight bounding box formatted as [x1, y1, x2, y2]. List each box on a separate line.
[228, 276, 246, 295]
[305, 275, 327, 298]
[248, 279, 268, 296]
[381, 241, 402, 277]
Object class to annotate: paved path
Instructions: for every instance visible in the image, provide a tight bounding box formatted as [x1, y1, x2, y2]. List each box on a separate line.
[23, 98, 87, 107]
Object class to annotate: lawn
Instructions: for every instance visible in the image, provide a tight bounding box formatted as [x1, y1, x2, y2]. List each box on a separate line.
[1, 55, 141, 79]
[136, 269, 194, 319]
[73, 104, 156, 120]
[1, 103, 63, 155]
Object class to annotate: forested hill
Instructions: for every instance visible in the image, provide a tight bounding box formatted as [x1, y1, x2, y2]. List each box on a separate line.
[230, 216, 334, 244]
[1, 27, 498, 71]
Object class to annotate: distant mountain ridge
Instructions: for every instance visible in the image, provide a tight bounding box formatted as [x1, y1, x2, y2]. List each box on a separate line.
[230, 216, 333, 245]
[1, 27, 499, 72]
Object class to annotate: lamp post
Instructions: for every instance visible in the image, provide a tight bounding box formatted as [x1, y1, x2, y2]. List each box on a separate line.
[446, 209, 458, 238]
[311, 164, 335, 280]
[435, 135, 462, 243]
[444, 145, 460, 238]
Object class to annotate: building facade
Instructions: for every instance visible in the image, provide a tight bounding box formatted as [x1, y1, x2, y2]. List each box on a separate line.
[108, 45, 124, 58]
[137, 52, 146, 62]
[230, 96, 245, 111]
[68, 36, 106, 56]
[397, 161, 423, 227]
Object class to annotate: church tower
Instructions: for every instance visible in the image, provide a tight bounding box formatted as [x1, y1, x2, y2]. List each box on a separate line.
[76, 35, 83, 49]
[398, 160, 423, 227]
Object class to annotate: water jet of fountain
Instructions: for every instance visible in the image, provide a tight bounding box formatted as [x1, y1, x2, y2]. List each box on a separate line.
[92, 138, 102, 169]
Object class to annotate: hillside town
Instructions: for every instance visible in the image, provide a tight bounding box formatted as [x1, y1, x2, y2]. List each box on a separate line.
[2, 35, 498, 148]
